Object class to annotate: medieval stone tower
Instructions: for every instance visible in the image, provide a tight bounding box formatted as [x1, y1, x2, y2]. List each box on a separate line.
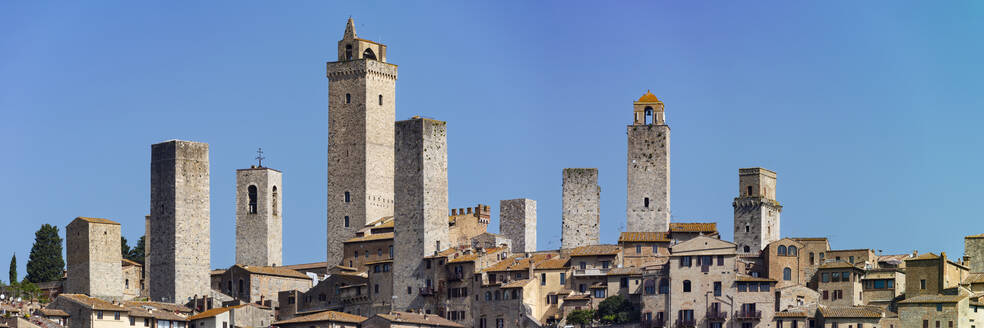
[626, 91, 671, 232]
[235, 166, 283, 267]
[965, 234, 984, 272]
[149, 140, 210, 303]
[500, 198, 537, 252]
[392, 117, 450, 312]
[326, 18, 398, 265]
[733, 168, 782, 255]
[562, 168, 600, 249]
[66, 217, 123, 300]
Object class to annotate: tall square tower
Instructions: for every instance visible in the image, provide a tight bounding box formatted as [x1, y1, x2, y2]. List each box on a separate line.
[326, 18, 398, 265]
[392, 117, 449, 312]
[626, 91, 670, 232]
[562, 168, 600, 249]
[65, 217, 123, 300]
[500, 198, 537, 253]
[149, 140, 210, 303]
[733, 168, 782, 255]
[235, 166, 283, 267]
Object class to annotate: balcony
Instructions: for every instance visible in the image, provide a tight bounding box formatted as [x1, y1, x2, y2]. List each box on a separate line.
[419, 287, 435, 296]
[674, 319, 696, 328]
[735, 310, 761, 320]
[641, 319, 665, 328]
[573, 268, 610, 276]
[448, 271, 465, 281]
[706, 310, 727, 321]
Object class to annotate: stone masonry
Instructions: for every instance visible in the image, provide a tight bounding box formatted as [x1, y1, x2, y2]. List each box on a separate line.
[733, 167, 782, 255]
[561, 168, 600, 249]
[150, 140, 211, 303]
[965, 234, 984, 273]
[65, 217, 123, 300]
[499, 198, 536, 252]
[392, 117, 449, 312]
[326, 18, 398, 266]
[626, 91, 670, 233]
[236, 166, 283, 267]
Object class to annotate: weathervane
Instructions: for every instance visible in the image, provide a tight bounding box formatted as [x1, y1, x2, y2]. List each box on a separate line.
[256, 148, 265, 167]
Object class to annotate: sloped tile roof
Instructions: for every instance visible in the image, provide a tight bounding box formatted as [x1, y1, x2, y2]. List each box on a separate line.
[273, 310, 367, 325]
[235, 264, 309, 279]
[898, 294, 968, 304]
[607, 267, 642, 276]
[909, 253, 941, 261]
[736, 275, 777, 282]
[483, 254, 555, 272]
[535, 256, 570, 270]
[819, 306, 882, 318]
[773, 311, 807, 318]
[375, 312, 465, 328]
[188, 305, 247, 321]
[618, 232, 670, 243]
[819, 261, 862, 270]
[501, 279, 533, 289]
[39, 308, 68, 317]
[59, 294, 126, 311]
[125, 306, 188, 321]
[344, 232, 393, 243]
[669, 222, 717, 233]
[122, 301, 192, 313]
[281, 262, 328, 271]
[962, 273, 984, 285]
[75, 217, 120, 225]
[569, 245, 621, 257]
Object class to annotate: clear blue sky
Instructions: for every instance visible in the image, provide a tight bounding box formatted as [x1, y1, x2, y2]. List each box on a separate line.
[2, 1, 983, 278]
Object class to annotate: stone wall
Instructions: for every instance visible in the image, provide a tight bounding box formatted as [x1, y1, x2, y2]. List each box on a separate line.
[392, 117, 449, 312]
[150, 140, 211, 303]
[965, 235, 984, 272]
[66, 218, 123, 300]
[236, 167, 283, 267]
[325, 57, 397, 266]
[499, 199, 537, 253]
[626, 123, 670, 233]
[733, 168, 782, 255]
[561, 168, 600, 249]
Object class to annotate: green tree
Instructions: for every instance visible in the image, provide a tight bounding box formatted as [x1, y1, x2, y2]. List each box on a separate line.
[566, 309, 594, 328]
[121, 236, 131, 257]
[18, 280, 41, 302]
[126, 235, 146, 264]
[25, 224, 65, 283]
[9, 253, 16, 284]
[596, 295, 638, 324]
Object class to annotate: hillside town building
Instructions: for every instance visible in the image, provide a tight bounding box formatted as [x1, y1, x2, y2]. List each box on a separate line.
[29, 17, 984, 328]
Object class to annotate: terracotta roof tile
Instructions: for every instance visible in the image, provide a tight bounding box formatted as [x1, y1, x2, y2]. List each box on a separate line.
[501, 279, 533, 289]
[607, 267, 642, 276]
[188, 305, 247, 321]
[125, 306, 188, 321]
[909, 253, 941, 261]
[569, 245, 621, 257]
[669, 222, 717, 233]
[773, 311, 807, 318]
[75, 217, 120, 225]
[818, 306, 882, 319]
[59, 294, 126, 311]
[618, 232, 670, 243]
[235, 264, 310, 279]
[274, 310, 367, 325]
[375, 312, 465, 328]
[898, 294, 968, 304]
[122, 301, 192, 313]
[736, 275, 777, 282]
[344, 232, 393, 243]
[962, 273, 984, 285]
[819, 261, 863, 270]
[281, 262, 328, 271]
[966, 234, 984, 239]
[535, 257, 570, 270]
[40, 308, 68, 317]
[483, 254, 556, 272]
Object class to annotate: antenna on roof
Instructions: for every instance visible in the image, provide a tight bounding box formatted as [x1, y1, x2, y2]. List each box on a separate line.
[255, 148, 265, 167]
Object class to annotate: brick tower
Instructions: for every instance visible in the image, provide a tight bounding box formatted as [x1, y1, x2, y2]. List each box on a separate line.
[65, 217, 123, 300]
[626, 91, 671, 233]
[392, 117, 450, 312]
[235, 165, 283, 267]
[326, 18, 398, 266]
[733, 168, 782, 255]
[149, 140, 210, 303]
[562, 168, 600, 249]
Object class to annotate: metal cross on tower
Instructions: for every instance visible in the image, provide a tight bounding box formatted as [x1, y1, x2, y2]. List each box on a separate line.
[256, 148, 265, 167]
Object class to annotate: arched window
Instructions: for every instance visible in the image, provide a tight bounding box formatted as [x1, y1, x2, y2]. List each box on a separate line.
[345, 93, 351, 104]
[379, 95, 383, 106]
[777, 245, 787, 256]
[247, 185, 258, 214]
[344, 191, 351, 203]
[744, 246, 751, 253]
[789, 246, 798, 256]
[659, 278, 669, 294]
[644, 106, 654, 124]
[363, 48, 377, 60]
[345, 44, 353, 60]
[682, 280, 692, 293]
[644, 279, 656, 295]
[783, 268, 792, 281]
[272, 186, 279, 216]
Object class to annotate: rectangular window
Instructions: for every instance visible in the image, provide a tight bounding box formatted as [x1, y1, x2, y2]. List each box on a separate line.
[822, 273, 830, 283]
[560, 273, 566, 285]
[921, 279, 927, 289]
[874, 280, 885, 289]
[97, 311, 104, 320]
[738, 283, 747, 292]
[115, 312, 120, 320]
[714, 281, 722, 296]
[130, 317, 135, 326]
[681, 256, 692, 267]
[749, 283, 759, 292]
[717, 255, 724, 266]
[822, 291, 829, 300]
[760, 282, 770, 292]
[602, 261, 610, 269]
[580, 262, 586, 270]
[636, 245, 642, 254]
[541, 273, 546, 285]
[841, 272, 850, 281]
[344, 216, 349, 227]
[426, 260, 432, 269]
[620, 277, 628, 288]
[653, 245, 658, 253]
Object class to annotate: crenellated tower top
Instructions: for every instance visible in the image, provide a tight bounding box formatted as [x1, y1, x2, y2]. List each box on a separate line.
[336, 17, 387, 62]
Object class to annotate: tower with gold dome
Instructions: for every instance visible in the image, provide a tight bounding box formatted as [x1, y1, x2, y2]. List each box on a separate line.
[626, 91, 670, 232]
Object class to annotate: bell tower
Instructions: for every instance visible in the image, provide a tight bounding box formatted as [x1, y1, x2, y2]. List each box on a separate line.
[326, 18, 398, 265]
[626, 91, 671, 232]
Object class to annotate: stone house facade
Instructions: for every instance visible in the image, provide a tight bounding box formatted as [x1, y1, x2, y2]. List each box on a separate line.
[65, 217, 123, 301]
[561, 168, 600, 249]
[211, 264, 312, 308]
[817, 262, 865, 307]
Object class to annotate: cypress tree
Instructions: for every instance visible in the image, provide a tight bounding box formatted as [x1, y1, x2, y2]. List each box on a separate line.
[25, 224, 64, 283]
[9, 253, 16, 284]
[127, 235, 146, 264]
